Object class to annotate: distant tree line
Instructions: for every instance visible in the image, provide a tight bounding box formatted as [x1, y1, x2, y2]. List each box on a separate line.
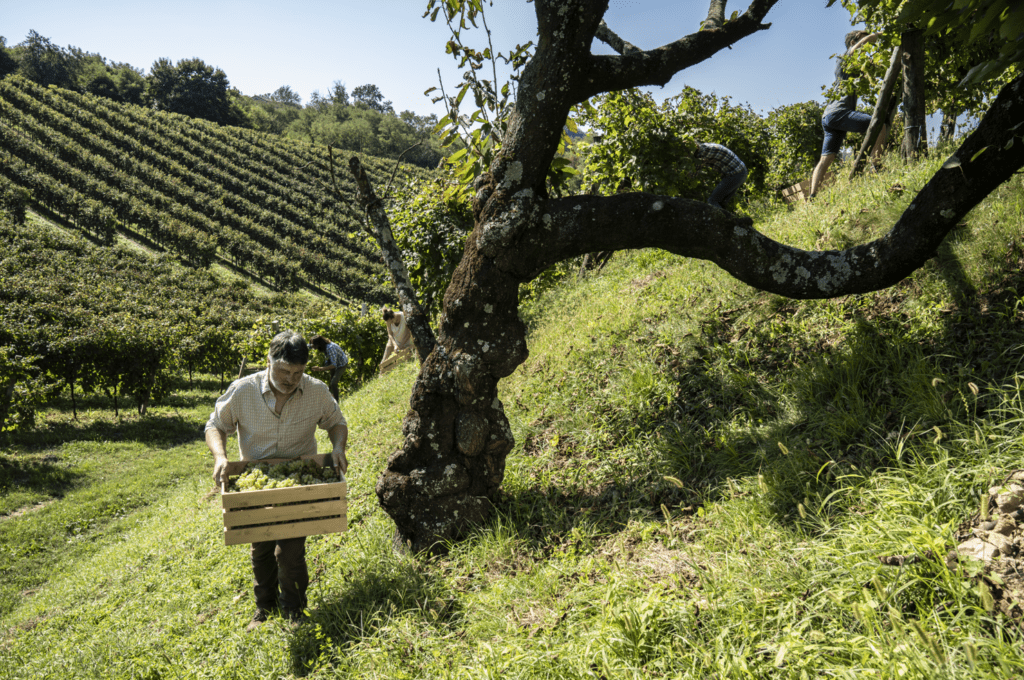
[0, 31, 445, 169]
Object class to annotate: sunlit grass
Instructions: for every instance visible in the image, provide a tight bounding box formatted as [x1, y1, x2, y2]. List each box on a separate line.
[3, 151, 1024, 678]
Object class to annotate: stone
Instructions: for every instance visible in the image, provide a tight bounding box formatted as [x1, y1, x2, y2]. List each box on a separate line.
[956, 538, 1000, 562]
[992, 484, 1024, 514]
[988, 532, 1015, 556]
[993, 516, 1017, 536]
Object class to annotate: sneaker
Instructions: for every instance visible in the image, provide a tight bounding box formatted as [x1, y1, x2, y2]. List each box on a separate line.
[246, 608, 271, 632]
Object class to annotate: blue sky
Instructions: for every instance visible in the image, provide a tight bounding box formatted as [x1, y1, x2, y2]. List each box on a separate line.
[4, 1, 863, 117]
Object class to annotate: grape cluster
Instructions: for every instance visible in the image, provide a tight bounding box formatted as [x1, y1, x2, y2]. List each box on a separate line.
[228, 460, 341, 492]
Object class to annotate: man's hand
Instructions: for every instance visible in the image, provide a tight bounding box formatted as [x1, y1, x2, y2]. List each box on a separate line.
[206, 428, 230, 488]
[332, 448, 348, 477]
[213, 457, 229, 486]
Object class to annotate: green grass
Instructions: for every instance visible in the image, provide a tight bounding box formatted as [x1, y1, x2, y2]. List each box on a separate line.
[3, 148, 1024, 678]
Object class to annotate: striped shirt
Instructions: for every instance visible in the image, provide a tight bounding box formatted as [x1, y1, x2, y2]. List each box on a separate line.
[205, 369, 346, 461]
[696, 143, 746, 176]
[324, 342, 348, 370]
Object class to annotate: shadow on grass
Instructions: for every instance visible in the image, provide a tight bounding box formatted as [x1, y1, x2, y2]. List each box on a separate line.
[9, 411, 205, 451]
[287, 556, 454, 676]
[0, 451, 83, 502]
[7, 375, 221, 452]
[651, 257, 1024, 530]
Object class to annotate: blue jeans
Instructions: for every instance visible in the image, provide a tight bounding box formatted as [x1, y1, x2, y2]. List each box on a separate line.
[821, 108, 871, 155]
[708, 168, 747, 209]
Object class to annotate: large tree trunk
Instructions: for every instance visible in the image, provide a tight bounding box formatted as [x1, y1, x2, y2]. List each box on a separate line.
[901, 29, 928, 159]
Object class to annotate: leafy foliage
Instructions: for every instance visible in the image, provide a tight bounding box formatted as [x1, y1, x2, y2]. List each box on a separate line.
[148, 57, 245, 126]
[833, 0, 1022, 122]
[855, 0, 1024, 85]
[235, 309, 389, 392]
[277, 85, 444, 169]
[386, 172, 473, 320]
[424, 0, 534, 198]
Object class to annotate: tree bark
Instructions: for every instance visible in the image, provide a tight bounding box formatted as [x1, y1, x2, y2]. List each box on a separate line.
[850, 46, 903, 179]
[595, 21, 640, 55]
[348, 156, 436, 364]
[703, 0, 728, 30]
[901, 29, 928, 159]
[375, 0, 1024, 554]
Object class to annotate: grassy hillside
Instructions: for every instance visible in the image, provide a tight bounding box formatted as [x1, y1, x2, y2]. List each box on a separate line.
[2, 149, 1024, 678]
[0, 75, 431, 303]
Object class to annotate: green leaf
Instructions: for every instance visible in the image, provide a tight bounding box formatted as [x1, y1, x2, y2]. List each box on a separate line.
[969, 146, 989, 162]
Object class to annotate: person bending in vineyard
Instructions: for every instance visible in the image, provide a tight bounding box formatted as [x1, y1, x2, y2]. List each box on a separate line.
[693, 141, 747, 211]
[809, 30, 888, 198]
[206, 330, 348, 631]
[308, 335, 348, 401]
[379, 307, 415, 375]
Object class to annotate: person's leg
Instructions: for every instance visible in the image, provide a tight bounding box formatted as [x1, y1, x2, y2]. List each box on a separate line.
[328, 367, 341, 401]
[810, 153, 836, 196]
[719, 168, 748, 207]
[707, 169, 746, 209]
[251, 540, 279, 612]
[276, 537, 309, 616]
[812, 112, 846, 197]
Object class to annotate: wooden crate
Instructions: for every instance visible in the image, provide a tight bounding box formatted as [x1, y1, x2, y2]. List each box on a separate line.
[781, 179, 811, 203]
[220, 454, 347, 546]
[379, 347, 413, 375]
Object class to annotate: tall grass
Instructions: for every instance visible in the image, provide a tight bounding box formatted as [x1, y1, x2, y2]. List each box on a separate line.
[3, 149, 1024, 678]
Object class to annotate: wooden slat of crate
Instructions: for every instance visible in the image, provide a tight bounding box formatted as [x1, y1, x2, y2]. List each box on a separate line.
[222, 481, 346, 509]
[223, 497, 347, 527]
[781, 179, 810, 203]
[224, 515, 348, 546]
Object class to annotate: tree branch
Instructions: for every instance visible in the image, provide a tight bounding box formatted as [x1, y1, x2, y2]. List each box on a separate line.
[523, 73, 1024, 298]
[702, 0, 727, 31]
[347, 156, 436, 363]
[595, 20, 641, 55]
[580, 0, 776, 98]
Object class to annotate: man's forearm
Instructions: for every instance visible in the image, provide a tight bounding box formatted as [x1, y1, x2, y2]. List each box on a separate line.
[206, 428, 229, 462]
[327, 423, 348, 451]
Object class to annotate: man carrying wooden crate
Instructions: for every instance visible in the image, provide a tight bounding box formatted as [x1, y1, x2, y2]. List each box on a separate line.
[205, 330, 349, 631]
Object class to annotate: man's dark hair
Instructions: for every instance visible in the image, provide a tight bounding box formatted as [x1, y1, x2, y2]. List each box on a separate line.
[382, 309, 395, 321]
[268, 330, 309, 365]
[844, 30, 868, 50]
[309, 335, 328, 352]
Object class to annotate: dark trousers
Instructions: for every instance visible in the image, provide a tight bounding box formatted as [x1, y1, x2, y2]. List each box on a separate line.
[328, 367, 341, 401]
[251, 536, 308, 612]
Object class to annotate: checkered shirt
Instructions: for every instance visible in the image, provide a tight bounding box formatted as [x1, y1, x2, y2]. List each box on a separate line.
[325, 342, 348, 370]
[696, 143, 746, 176]
[205, 369, 346, 461]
